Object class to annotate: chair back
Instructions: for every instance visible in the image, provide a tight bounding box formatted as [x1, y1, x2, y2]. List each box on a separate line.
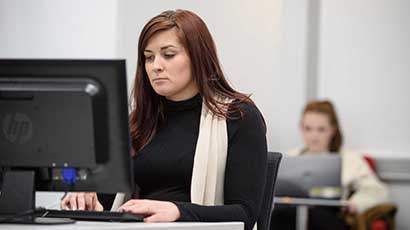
[257, 151, 282, 230]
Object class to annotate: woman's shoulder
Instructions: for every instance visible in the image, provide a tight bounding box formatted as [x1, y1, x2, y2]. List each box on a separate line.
[236, 100, 264, 118]
[226, 100, 265, 133]
[286, 148, 303, 156]
[340, 150, 369, 167]
[340, 149, 364, 160]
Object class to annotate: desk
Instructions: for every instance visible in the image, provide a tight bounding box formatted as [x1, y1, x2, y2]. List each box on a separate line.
[274, 196, 347, 230]
[0, 221, 244, 230]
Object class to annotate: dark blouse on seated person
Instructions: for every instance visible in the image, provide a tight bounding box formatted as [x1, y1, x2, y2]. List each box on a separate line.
[99, 94, 267, 230]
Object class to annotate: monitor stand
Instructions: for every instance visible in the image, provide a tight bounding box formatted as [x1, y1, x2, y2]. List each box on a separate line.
[0, 170, 74, 224]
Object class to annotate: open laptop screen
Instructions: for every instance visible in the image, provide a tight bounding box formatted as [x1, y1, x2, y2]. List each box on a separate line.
[275, 154, 342, 199]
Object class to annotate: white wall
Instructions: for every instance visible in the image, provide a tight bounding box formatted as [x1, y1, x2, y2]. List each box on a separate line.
[318, 0, 410, 158]
[0, 0, 118, 58]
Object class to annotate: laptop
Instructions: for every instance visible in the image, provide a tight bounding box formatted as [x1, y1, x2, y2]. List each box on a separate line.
[275, 154, 342, 199]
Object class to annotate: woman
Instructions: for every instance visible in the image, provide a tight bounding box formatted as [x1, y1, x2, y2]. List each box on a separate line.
[61, 9, 267, 230]
[271, 100, 389, 229]
[294, 100, 389, 214]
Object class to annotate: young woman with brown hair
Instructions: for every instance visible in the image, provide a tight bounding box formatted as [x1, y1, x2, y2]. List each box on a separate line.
[62, 9, 267, 230]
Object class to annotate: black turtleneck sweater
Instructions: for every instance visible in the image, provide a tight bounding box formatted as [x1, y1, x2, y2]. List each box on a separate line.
[100, 95, 267, 230]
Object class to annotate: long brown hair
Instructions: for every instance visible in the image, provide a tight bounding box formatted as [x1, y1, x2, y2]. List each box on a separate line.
[302, 100, 343, 152]
[129, 9, 252, 155]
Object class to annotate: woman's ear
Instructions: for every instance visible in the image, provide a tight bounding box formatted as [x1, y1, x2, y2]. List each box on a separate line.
[299, 121, 304, 133]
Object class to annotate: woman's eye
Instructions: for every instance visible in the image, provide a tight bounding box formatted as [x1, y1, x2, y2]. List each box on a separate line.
[164, 53, 175, 59]
[145, 56, 154, 62]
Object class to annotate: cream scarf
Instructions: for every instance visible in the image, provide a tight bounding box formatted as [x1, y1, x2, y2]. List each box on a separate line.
[111, 99, 228, 209]
[190, 99, 228, 205]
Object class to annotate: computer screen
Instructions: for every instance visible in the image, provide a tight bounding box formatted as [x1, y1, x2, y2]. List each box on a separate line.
[275, 154, 342, 199]
[0, 59, 133, 218]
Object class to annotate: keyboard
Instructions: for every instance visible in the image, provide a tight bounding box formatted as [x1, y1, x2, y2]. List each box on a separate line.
[41, 209, 145, 222]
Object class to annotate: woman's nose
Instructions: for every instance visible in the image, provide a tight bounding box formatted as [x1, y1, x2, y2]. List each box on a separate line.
[152, 57, 164, 73]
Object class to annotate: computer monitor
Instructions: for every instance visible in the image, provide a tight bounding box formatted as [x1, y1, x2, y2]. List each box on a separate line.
[275, 154, 342, 199]
[0, 59, 133, 221]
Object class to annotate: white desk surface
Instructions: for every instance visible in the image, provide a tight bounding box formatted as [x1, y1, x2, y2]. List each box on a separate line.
[274, 196, 347, 207]
[0, 221, 244, 230]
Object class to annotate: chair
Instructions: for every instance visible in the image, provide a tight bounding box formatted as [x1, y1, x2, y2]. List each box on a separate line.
[257, 151, 282, 230]
[344, 203, 397, 230]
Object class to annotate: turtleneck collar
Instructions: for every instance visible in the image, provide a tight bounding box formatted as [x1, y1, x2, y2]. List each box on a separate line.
[164, 93, 202, 112]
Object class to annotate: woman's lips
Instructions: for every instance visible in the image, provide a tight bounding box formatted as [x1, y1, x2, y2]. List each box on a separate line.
[152, 78, 168, 82]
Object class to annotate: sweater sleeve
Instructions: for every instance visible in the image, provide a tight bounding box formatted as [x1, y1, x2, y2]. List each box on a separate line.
[342, 152, 390, 213]
[174, 103, 268, 230]
[97, 193, 116, 211]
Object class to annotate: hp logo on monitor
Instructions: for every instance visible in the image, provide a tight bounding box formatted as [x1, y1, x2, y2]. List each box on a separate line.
[2, 113, 33, 144]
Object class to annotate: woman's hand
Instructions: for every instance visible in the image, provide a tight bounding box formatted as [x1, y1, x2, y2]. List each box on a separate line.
[60, 192, 104, 211]
[342, 201, 358, 214]
[118, 199, 180, 222]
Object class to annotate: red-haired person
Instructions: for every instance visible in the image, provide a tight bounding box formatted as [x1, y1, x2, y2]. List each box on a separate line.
[271, 100, 389, 229]
[61, 10, 267, 230]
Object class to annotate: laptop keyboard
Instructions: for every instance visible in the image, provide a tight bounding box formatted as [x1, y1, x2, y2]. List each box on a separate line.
[41, 209, 145, 222]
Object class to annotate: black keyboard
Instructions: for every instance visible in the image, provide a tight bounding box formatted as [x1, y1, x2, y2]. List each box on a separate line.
[41, 209, 145, 222]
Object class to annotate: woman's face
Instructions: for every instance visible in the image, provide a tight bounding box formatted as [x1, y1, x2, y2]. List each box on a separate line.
[143, 28, 198, 101]
[300, 112, 335, 153]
